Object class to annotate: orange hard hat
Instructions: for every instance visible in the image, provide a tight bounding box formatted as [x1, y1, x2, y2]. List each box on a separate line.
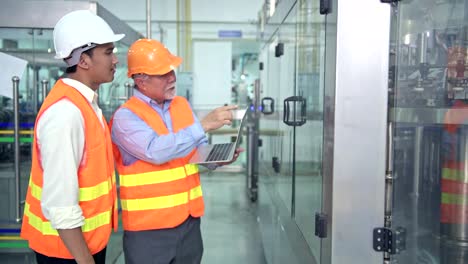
[127, 38, 182, 77]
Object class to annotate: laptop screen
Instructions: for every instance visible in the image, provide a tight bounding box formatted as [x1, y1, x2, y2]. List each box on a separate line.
[188, 107, 248, 164]
[233, 109, 248, 147]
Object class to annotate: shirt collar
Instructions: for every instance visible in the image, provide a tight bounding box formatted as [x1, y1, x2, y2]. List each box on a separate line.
[61, 78, 98, 104]
[133, 88, 172, 109]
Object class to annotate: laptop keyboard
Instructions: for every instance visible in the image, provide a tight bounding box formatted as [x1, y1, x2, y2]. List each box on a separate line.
[206, 143, 234, 162]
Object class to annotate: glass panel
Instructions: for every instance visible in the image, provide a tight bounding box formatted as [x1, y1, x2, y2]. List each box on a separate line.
[256, 40, 280, 264]
[0, 28, 39, 228]
[274, 3, 297, 215]
[97, 41, 131, 120]
[259, 39, 282, 187]
[392, 0, 468, 263]
[0, 27, 51, 254]
[294, 0, 326, 259]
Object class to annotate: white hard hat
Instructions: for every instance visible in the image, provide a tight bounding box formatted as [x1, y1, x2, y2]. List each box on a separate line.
[53, 10, 125, 65]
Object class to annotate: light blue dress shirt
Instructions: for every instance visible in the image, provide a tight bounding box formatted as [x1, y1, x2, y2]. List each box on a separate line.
[111, 89, 208, 166]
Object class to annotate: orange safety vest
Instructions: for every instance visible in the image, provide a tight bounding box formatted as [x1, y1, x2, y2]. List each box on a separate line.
[111, 96, 204, 231]
[20, 79, 117, 259]
[440, 100, 468, 224]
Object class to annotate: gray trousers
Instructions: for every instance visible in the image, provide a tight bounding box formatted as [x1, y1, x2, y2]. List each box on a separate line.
[123, 216, 203, 264]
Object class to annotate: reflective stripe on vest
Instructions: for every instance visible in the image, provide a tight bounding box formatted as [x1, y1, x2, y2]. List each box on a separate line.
[121, 185, 203, 211]
[120, 164, 201, 211]
[23, 203, 111, 236]
[28, 173, 115, 202]
[120, 164, 198, 187]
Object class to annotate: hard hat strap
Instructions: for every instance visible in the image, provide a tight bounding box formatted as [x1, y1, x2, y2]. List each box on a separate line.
[64, 43, 97, 67]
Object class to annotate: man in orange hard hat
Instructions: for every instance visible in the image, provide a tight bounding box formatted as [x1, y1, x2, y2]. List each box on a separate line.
[20, 10, 123, 264]
[111, 38, 242, 264]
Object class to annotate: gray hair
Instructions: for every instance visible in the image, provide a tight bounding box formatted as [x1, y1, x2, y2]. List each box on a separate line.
[132, 73, 149, 89]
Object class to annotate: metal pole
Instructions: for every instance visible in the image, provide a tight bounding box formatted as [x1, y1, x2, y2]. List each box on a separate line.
[125, 82, 133, 99]
[246, 118, 258, 201]
[418, 32, 427, 65]
[246, 80, 260, 202]
[33, 67, 38, 112]
[41, 79, 49, 103]
[146, 0, 152, 38]
[411, 126, 423, 263]
[383, 122, 394, 261]
[385, 122, 394, 224]
[12, 76, 21, 222]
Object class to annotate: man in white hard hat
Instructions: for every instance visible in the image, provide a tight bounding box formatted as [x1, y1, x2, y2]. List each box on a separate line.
[21, 10, 124, 264]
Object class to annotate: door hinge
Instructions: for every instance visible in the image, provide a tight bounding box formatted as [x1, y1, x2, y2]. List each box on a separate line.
[315, 213, 327, 238]
[373, 227, 406, 254]
[272, 156, 280, 173]
[275, 43, 284, 57]
[320, 0, 331, 15]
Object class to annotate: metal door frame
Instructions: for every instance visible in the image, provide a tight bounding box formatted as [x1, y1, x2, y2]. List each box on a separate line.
[321, 0, 391, 263]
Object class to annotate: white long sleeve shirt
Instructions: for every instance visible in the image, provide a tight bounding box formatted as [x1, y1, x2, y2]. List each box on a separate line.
[37, 78, 103, 229]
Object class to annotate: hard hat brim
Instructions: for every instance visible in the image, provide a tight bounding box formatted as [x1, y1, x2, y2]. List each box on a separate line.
[164, 55, 183, 74]
[127, 55, 183, 77]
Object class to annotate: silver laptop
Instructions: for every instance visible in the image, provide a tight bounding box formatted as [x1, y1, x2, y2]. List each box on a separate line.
[189, 108, 248, 164]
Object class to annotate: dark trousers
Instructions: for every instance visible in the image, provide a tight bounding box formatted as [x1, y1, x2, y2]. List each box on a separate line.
[123, 216, 203, 264]
[35, 247, 106, 264]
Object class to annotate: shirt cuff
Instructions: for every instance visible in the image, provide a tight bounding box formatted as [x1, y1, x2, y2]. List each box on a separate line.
[47, 205, 85, 229]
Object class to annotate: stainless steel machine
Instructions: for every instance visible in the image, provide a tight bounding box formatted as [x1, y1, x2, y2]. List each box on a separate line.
[389, 1, 468, 263]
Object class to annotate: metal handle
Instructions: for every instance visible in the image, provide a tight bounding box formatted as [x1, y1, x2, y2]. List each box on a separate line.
[12, 76, 21, 222]
[283, 96, 307, 126]
[41, 79, 49, 103]
[261, 97, 274, 115]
